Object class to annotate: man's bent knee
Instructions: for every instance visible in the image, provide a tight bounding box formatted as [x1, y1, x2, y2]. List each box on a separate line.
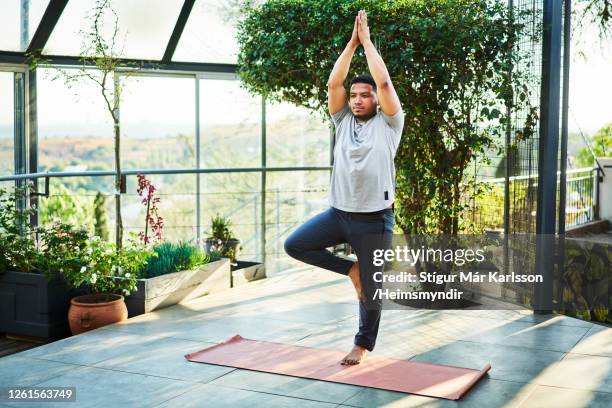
[283, 237, 302, 259]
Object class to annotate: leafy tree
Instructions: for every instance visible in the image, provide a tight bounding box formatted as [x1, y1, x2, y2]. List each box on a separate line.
[575, 122, 612, 168]
[575, 0, 612, 39]
[39, 184, 94, 230]
[29, 0, 146, 249]
[94, 191, 110, 241]
[237, 0, 537, 234]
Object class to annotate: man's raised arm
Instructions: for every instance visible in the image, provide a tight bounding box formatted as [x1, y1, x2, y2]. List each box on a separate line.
[357, 10, 402, 116]
[327, 15, 360, 115]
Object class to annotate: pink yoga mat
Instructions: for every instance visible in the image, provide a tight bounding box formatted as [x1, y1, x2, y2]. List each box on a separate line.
[185, 334, 491, 400]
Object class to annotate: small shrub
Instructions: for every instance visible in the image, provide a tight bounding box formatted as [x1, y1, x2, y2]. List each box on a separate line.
[139, 241, 211, 279]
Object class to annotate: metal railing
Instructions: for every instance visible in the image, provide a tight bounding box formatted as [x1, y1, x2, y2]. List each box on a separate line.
[1, 165, 602, 263]
[461, 166, 601, 232]
[0, 166, 333, 267]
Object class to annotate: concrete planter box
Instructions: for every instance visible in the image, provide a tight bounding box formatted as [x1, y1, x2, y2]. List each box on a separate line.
[231, 261, 266, 288]
[0, 270, 85, 340]
[122, 258, 231, 318]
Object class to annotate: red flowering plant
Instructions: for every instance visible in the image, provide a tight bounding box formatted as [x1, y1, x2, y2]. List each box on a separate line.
[136, 173, 164, 246]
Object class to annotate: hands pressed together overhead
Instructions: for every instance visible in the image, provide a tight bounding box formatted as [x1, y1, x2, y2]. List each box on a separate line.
[350, 9, 371, 47]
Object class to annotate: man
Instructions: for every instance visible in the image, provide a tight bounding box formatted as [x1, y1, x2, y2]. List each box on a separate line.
[284, 9, 404, 365]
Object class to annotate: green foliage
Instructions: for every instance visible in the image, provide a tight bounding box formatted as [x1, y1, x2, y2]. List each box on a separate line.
[62, 233, 155, 296]
[39, 184, 94, 231]
[0, 185, 96, 284]
[575, 122, 612, 168]
[206, 213, 235, 240]
[93, 191, 110, 241]
[0, 185, 157, 296]
[0, 185, 38, 273]
[35, 220, 90, 282]
[237, 0, 538, 235]
[139, 241, 211, 279]
[561, 240, 612, 323]
[204, 213, 242, 264]
[573, 0, 612, 40]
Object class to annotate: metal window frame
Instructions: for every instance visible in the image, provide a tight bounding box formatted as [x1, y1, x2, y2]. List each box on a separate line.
[26, 0, 69, 55]
[534, 0, 563, 314]
[162, 0, 196, 63]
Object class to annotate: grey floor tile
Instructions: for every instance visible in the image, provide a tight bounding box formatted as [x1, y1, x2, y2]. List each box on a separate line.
[97, 308, 229, 336]
[518, 385, 612, 408]
[294, 327, 360, 354]
[0, 355, 78, 387]
[2, 365, 200, 408]
[154, 382, 339, 408]
[171, 314, 320, 343]
[571, 325, 612, 357]
[409, 340, 565, 383]
[242, 302, 358, 325]
[208, 369, 362, 405]
[341, 378, 536, 408]
[534, 353, 612, 393]
[14, 328, 171, 366]
[93, 336, 234, 383]
[459, 320, 590, 352]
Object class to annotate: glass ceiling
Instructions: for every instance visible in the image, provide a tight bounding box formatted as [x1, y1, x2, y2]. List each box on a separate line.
[0, 0, 246, 65]
[173, 0, 239, 64]
[45, 0, 183, 60]
[0, 0, 50, 52]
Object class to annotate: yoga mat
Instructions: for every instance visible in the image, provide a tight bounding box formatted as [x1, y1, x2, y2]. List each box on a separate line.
[185, 334, 491, 400]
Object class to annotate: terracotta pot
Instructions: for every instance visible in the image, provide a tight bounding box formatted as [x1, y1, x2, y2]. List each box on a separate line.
[68, 293, 128, 335]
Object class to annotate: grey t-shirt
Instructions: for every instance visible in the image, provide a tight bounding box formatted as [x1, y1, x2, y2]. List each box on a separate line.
[328, 103, 404, 212]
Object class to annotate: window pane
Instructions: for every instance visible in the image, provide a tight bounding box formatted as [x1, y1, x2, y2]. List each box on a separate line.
[124, 174, 197, 243]
[37, 67, 114, 172]
[173, 0, 240, 64]
[199, 79, 261, 168]
[265, 170, 330, 275]
[200, 172, 261, 261]
[120, 75, 196, 170]
[45, 0, 182, 59]
[266, 100, 332, 167]
[0, 73, 15, 176]
[38, 176, 114, 230]
[0, 0, 49, 52]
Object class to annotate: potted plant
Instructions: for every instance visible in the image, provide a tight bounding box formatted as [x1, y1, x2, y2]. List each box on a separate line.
[203, 214, 266, 287]
[122, 240, 231, 317]
[204, 213, 241, 265]
[0, 185, 89, 340]
[62, 233, 154, 335]
[110, 174, 230, 317]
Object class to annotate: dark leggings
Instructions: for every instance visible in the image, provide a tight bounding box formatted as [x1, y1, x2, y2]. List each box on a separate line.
[284, 205, 395, 351]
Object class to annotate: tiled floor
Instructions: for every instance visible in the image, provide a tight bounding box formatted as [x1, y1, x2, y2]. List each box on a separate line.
[1, 268, 611, 408]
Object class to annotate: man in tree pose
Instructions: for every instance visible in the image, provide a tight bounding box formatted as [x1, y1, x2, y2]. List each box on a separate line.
[284, 10, 404, 365]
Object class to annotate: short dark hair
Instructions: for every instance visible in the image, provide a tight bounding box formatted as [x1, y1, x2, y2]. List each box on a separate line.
[349, 73, 377, 92]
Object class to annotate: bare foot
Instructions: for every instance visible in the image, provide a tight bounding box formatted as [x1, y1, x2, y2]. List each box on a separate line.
[341, 345, 368, 365]
[348, 261, 364, 301]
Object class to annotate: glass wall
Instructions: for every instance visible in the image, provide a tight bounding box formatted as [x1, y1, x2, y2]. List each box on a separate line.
[266, 100, 331, 167]
[200, 172, 261, 261]
[265, 170, 331, 274]
[120, 75, 196, 170]
[199, 78, 261, 168]
[37, 67, 115, 175]
[0, 72, 15, 177]
[30, 70, 333, 276]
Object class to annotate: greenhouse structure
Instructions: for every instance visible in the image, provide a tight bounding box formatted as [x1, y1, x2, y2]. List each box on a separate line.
[0, 1, 611, 407]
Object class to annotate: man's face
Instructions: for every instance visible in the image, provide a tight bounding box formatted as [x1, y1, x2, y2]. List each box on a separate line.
[349, 82, 378, 120]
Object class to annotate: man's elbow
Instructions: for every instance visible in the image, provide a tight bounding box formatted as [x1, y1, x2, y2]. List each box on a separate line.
[377, 80, 391, 91]
[327, 80, 343, 89]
